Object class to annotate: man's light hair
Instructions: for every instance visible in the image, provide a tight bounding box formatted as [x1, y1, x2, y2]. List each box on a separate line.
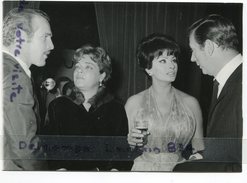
[3, 8, 50, 47]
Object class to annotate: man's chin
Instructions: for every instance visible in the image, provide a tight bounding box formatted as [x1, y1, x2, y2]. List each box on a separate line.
[35, 61, 46, 67]
[202, 69, 210, 76]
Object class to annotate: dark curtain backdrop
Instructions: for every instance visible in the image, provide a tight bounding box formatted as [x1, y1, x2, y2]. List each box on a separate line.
[3, 2, 242, 136]
[94, 2, 208, 101]
[94, 2, 218, 135]
[94, 2, 242, 135]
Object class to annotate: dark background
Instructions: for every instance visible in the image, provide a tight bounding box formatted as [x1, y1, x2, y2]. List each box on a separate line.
[3, 1, 243, 135]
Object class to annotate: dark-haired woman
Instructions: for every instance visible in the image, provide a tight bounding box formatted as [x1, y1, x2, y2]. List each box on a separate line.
[126, 33, 204, 171]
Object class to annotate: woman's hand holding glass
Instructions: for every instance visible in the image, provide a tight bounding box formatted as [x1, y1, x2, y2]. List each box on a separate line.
[128, 109, 150, 147]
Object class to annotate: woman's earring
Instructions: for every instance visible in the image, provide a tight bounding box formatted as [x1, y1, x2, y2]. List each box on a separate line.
[99, 81, 102, 87]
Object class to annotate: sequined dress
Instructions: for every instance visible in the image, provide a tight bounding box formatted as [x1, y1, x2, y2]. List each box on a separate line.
[131, 87, 196, 171]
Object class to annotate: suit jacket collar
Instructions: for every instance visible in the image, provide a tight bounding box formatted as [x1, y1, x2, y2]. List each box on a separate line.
[3, 51, 31, 78]
[215, 54, 242, 97]
[208, 64, 242, 120]
[73, 87, 114, 112]
[88, 87, 114, 111]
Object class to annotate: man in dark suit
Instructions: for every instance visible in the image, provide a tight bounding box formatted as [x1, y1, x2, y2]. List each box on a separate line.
[2, 8, 54, 170]
[174, 14, 242, 172]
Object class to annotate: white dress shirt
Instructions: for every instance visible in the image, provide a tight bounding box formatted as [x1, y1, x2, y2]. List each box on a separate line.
[215, 54, 242, 97]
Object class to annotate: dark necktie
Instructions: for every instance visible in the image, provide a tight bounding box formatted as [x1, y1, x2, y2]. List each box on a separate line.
[207, 79, 220, 136]
[211, 79, 219, 107]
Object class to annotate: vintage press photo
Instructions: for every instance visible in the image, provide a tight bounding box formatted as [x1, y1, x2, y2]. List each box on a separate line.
[1, 0, 245, 175]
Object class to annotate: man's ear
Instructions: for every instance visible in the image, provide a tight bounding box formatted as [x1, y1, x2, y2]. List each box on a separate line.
[145, 68, 153, 76]
[204, 39, 215, 56]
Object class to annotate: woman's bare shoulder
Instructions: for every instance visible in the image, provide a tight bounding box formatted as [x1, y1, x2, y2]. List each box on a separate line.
[125, 90, 146, 109]
[125, 91, 145, 105]
[175, 88, 199, 108]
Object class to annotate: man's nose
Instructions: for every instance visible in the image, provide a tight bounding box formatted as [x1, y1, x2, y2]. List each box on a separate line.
[48, 38, 54, 50]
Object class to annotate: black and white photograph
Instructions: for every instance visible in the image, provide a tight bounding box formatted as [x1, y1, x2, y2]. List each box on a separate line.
[0, 0, 246, 182]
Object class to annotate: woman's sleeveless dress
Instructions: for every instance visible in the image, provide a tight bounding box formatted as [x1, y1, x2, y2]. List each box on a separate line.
[131, 87, 196, 171]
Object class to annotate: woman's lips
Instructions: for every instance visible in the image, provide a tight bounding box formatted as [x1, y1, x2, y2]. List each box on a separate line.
[167, 72, 176, 76]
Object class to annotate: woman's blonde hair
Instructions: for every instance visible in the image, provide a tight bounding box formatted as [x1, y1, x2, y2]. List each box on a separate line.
[74, 45, 112, 84]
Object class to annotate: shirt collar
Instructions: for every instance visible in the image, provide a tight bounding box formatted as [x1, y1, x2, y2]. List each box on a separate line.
[215, 54, 242, 86]
[2, 50, 31, 78]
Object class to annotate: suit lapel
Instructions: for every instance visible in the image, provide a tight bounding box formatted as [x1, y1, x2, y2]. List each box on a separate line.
[208, 81, 228, 120]
[208, 64, 242, 123]
[3, 53, 27, 76]
[4, 52, 41, 133]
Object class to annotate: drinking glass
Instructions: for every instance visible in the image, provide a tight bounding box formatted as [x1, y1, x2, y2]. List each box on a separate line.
[134, 109, 149, 145]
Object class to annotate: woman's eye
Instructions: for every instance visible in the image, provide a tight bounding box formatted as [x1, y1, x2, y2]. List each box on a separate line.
[75, 66, 83, 72]
[172, 59, 177, 63]
[85, 65, 93, 70]
[75, 66, 80, 70]
[159, 59, 166, 63]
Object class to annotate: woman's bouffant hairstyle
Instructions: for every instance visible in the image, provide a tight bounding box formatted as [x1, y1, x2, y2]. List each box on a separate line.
[188, 14, 239, 51]
[136, 33, 180, 70]
[3, 8, 50, 47]
[73, 45, 112, 85]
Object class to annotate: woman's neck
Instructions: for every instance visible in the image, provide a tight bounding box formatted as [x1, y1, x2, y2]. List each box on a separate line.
[151, 79, 173, 98]
[80, 87, 98, 103]
[151, 80, 174, 116]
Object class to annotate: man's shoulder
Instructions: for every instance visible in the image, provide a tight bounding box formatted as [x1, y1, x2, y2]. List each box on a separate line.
[224, 64, 242, 93]
[3, 52, 17, 62]
[3, 53, 27, 78]
[3, 53, 17, 70]
[228, 63, 242, 83]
